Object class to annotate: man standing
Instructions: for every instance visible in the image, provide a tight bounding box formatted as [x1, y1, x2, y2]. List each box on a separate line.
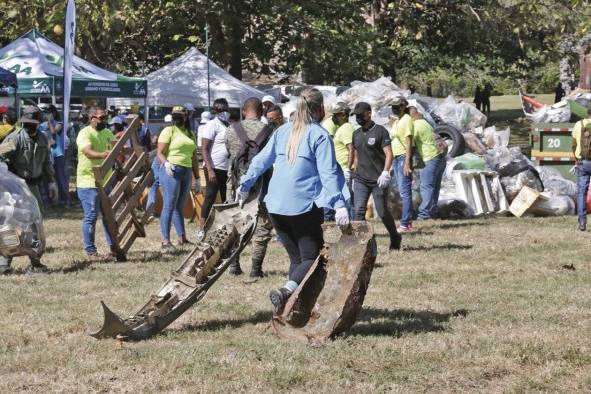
[76, 107, 117, 259]
[226, 97, 274, 277]
[265, 105, 284, 129]
[390, 98, 415, 232]
[321, 104, 340, 138]
[261, 95, 276, 125]
[572, 107, 591, 231]
[0, 106, 56, 274]
[199, 98, 231, 240]
[350, 102, 401, 250]
[333, 102, 355, 214]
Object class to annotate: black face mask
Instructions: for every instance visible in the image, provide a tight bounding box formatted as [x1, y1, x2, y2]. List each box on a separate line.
[96, 122, 107, 130]
[174, 118, 185, 128]
[355, 114, 365, 126]
[25, 124, 37, 135]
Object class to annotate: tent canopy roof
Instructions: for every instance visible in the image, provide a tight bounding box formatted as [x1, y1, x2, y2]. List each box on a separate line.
[0, 30, 146, 97]
[0, 67, 17, 87]
[110, 47, 265, 108]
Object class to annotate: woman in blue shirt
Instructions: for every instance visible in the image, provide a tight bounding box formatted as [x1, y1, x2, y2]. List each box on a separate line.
[239, 88, 350, 314]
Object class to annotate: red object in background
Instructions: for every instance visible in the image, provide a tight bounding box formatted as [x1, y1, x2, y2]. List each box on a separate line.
[0, 105, 8, 114]
[586, 189, 591, 213]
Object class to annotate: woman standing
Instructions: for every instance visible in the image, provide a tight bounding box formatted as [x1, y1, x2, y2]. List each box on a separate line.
[157, 106, 200, 252]
[239, 88, 350, 314]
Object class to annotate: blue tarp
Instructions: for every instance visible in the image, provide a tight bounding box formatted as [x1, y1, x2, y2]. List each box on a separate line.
[0, 67, 17, 87]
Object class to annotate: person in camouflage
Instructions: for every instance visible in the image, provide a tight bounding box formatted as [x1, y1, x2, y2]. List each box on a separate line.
[226, 97, 274, 277]
[0, 106, 56, 274]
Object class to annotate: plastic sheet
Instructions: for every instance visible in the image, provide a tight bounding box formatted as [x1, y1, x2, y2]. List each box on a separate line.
[483, 126, 510, 149]
[462, 132, 487, 154]
[432, 96, 487, 132]
[530, 102, 571, 123]
[536, 166, 577, 199]
[528, 193, 575, 216]
[0, 163, 45, 258]
[339, 77, 409, 114]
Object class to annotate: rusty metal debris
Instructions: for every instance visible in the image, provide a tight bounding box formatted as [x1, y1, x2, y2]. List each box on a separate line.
[90, 187, 260, 340]
[272, 221, 377, 344]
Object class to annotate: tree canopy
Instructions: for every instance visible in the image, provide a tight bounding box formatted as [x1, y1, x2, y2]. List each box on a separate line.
[1, 0, 590, 95]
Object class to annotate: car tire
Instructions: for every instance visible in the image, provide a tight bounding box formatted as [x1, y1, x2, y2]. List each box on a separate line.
[434, 123, 465, 157]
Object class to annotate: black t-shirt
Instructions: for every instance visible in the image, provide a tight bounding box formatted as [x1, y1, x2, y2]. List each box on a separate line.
[352, 122, 391, 186]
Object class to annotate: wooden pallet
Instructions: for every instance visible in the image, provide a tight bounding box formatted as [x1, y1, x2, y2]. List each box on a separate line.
[92, 115, 153, 260]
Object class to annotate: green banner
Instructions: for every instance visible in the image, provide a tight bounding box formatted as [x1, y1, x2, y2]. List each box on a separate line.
[17, 78, 147, 98]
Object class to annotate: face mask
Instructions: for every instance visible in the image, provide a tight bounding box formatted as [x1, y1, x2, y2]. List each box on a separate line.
[355, 114, 365, 126]
[25, 124, 37, 135]
[96, 122, 107, 130]
[174, 118, 185, 128]
[217, 111, 230, 123]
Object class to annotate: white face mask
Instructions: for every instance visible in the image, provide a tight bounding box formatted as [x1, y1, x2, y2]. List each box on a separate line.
[217, 111, 230, 123]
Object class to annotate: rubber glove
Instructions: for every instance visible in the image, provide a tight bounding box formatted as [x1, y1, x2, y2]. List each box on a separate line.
[237, 185, 249, 208]
[343, 168, 352, 182]
[376, 171, 391, 189]
[163, 161, 175, 177]
[335, 207, 350, 226]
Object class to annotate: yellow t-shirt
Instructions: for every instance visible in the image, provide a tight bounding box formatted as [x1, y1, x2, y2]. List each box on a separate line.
[572, 118, 591, 160]
[413, 119, 439, 162]
[333, 122, 354, 168]
[0, 124, 14, 141]
[76, 126, 116, 188]
[390, 114, 414, 157]
[322, 117, 338, 137]
[158, 125, 196, 168]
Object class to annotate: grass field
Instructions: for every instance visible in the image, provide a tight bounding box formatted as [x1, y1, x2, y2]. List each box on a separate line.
[2, 97, 590, 393]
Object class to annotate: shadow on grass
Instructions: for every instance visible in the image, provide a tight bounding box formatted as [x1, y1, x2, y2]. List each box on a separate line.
[376, 230, 434, 237]
[347, 307, 469, 337]
[436, 222, 488, 230]
[173, 310, 273, 333]
[403, 243, 472, 252]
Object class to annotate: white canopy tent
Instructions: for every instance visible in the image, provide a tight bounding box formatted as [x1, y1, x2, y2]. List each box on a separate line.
[108, 47, 265, 109]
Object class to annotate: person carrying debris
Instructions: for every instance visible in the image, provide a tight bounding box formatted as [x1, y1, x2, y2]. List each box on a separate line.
[410, 106, 447, 220]
[225, 97, 274, 277]
[0, 106, 56, 274]
[198, 98, 231, 241]
[238, 88, 350, 314]
[390, 97, 415, 232]
[156, 106, 200, 252]
[350, 102, 401, 250]
[572, 108, 591, 231]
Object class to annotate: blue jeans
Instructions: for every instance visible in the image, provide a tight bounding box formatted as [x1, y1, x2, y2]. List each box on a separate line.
[53, 155, 70, 204]
[77, 187, 114, 255]
[418, 155, 446, 219]
[576, 160, 591, 224]
[159, 164, 192, 241]
[146, 158, 160, 214]
[393, 155, 413, 226]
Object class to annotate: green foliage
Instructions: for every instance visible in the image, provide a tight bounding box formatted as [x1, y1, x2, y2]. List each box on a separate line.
[0, 0, 589, 92]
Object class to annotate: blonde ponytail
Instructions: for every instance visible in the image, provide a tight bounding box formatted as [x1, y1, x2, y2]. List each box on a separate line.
[287, 88, 324, 164]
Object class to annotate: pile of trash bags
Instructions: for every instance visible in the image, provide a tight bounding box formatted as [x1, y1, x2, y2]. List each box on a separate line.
[0, 162, 45, 258]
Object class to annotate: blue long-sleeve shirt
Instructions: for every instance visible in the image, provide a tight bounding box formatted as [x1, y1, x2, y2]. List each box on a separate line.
[240, 122, 348, 216]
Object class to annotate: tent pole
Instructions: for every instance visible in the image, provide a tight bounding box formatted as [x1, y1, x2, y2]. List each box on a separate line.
[206, 23, 211, 110]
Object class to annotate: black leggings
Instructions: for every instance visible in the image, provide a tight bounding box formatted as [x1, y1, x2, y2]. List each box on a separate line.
[201, 168, 228, 220]
[269, 205, 324, 284]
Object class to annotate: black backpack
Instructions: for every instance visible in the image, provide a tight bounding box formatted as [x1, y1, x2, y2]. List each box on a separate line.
[231, 122, 273, 176]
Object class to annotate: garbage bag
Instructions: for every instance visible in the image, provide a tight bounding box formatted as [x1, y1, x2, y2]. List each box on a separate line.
[0, 162, 45, 258]
[530, 103, 571, 123]
[536, 166, 577, 199]
[453, 153, 486, 170]
[432, 96, 487, 132]
[528, 193, 575, 216]
[462, 132, 487, 155]
[501, 170, 544, 202]
[483, 126, 510, 149]
[436, 198, 475, 219]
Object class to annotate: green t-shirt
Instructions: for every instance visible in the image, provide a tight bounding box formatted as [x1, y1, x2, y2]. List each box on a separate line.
[322, 117, 338, 137]
[158, 125, 196, 168]
[76, 126, 116, 188]
[390, 114, 414, 157]
[413, 119, 439, 162]
[334, 122, 354, 168]
[572, 118, 591, 160]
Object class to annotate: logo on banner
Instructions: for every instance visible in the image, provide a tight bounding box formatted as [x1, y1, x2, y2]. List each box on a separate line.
[30, 80, 51, 94]
[133, 82, 146, 96]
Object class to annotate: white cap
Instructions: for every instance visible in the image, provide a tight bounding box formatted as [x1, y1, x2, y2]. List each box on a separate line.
[183, 102, 195, 112]
[200, 111, 212, 124]
[262, 95, 276, 105]
[406, 99, 418, 109]
[164, 114, 173, 122]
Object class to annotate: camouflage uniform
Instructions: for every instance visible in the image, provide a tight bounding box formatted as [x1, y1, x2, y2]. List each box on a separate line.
[0, 123, 55, 273]
[226, 118, 274, 277]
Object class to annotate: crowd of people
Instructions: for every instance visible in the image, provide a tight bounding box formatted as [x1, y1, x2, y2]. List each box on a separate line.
[0, 91, 453, 313]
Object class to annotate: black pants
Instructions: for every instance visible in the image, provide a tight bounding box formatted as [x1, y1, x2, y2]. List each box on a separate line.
[201, 168, 228, 221]
[269, 205, 324, 284]
[353, 181, 399, 242]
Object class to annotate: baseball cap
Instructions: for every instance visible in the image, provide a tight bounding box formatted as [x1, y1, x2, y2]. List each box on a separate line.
[171, 106, 185, 115]
[183, 102, 195, 112]
[390, 96, 408, 107]
[332, 101, 349, 114]
[19, 106, 41, 124]
[200, 111, 212, 124]
[351, 102, 371, 115]
[109, 116, 124, 125]
[262, 95, 276, 105]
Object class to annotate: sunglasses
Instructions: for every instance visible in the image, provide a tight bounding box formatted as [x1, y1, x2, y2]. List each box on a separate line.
[92, 115, 108, 121]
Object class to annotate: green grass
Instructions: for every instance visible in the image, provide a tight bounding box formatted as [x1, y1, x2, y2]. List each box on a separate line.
[1, 209, 591, 393]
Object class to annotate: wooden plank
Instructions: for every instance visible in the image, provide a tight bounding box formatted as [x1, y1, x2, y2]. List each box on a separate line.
[115, 172, 153, 227]
[96, 185, 122, 253]
[111, 153, 145, 212]
[94, 131, 131, 180]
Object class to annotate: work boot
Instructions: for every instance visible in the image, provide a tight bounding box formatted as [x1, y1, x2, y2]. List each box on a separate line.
[250, 260, 265, 278]
[25, 262, 49, 274]
[228, 260, 243, 276]
[579, 221, 586, 232]
[269, 287, 291, 315]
